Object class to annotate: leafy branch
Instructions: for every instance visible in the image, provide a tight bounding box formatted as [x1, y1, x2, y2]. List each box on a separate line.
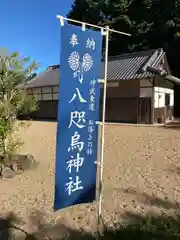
[0, 49, 38, 162]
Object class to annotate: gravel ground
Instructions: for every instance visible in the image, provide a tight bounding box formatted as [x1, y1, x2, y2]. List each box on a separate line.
[1, 121, 180, 236]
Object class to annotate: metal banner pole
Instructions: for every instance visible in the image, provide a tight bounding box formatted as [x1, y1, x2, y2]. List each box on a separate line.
[56, 15, 131, 236]
[97, 26, 109, 234]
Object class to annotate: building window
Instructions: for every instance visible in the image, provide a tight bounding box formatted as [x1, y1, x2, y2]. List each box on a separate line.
[42, 87, 52, 93]
[53, 86, 59, 93]
[53, 93, 59, 100]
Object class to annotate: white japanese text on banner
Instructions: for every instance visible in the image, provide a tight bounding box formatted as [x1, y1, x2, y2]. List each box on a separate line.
[54, 23, 102, 210]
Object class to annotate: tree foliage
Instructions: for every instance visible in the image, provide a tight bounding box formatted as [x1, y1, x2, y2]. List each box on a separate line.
[0, 51, 37, 159]
[68, 0, 180, 77]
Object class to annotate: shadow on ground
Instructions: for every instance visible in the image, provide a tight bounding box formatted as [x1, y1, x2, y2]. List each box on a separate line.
[122, 187, 180, 209]
[1, 193, 180, 239]
[18, 116, 57, 123]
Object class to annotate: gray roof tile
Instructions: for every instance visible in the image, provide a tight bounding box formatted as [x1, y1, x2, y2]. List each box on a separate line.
[100, 49, 162, 81]
[24, 68, 60, 88]
[25, 49, 166, 88]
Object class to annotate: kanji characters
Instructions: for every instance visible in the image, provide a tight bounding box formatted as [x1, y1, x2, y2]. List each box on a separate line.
[90, 95, 95, 103]
[90, 88, 95, 95]
[87, 120, 94, 156]
[69, 88, 87, 103]
[66, 153, 84, 173]
[64, 32, 99, 199]
[68, 131, 84, 152]
[89, 79, 96, 111]
[86, 38, 96, 50]
[70, 34, 78, 47]
[66, 176, 83, 195]
[90, 79, 96, 86]
[89, 103, 95, 111]
[68, 111, 86, 129]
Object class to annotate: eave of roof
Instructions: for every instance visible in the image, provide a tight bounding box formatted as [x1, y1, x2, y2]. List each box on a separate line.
[24, 67, 60, 88]
[165, 75, 180, 84]
[24, 48, 171, 88]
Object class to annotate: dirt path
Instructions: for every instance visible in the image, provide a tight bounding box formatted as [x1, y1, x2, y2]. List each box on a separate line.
[0, 121, 180, 235]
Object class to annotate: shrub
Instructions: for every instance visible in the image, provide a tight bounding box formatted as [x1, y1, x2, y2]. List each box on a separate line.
[0, 50, 38, 162]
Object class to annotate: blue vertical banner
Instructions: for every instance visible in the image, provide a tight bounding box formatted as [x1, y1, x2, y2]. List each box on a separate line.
[54, 23, 102, 210]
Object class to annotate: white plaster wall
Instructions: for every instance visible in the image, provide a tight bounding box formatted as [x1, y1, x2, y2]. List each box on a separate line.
[140, 88, 153, 97]
[154, 87, 174, 108]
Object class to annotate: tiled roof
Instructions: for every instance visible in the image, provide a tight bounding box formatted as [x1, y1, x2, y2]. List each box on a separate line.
[100, 48, 165, 80]
[25, 49, 167, 88]
[24, 67, 60, 88]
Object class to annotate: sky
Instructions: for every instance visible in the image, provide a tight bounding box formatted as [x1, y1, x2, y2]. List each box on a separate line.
[0, 0, 73, 71]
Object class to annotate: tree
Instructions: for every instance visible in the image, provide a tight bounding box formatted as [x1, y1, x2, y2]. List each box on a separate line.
[68, 0, 180, 77]
[0, 50, 37, 162]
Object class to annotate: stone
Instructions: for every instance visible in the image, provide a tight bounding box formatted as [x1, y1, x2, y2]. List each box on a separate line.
[2, 167, 15, 179]
[11, 154, 26, 163]
[3, 156, 10, 166]
[123, 204, 128, 208]
[0, 154, 37, 180]
[10, 162, 19, 172]
[20, 154, 36, 171]
[9, 154, 36, 171]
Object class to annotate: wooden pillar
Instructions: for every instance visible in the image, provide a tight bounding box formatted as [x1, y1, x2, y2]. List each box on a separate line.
[151, 77, 155, 124]
[137, 97, 139, 124]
